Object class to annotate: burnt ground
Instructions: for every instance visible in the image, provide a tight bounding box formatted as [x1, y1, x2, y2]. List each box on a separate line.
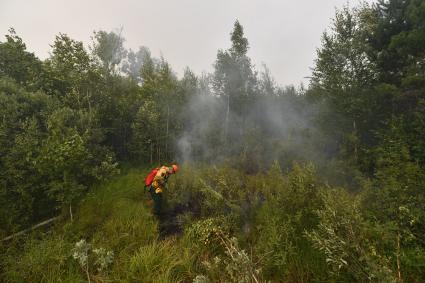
[157, 201, 201, 239]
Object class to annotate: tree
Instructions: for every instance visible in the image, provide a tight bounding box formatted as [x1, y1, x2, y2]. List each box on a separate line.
[44, 33, 98, 97]
[259, 64, 276, 96]
[213, 20, 257, 144]
[0, 28, 42, 89]
[312, 4, 377, 92]
[130, 99, 160, 163]
[91, 29, 126, 75]
[367, 0, 414, 85]
[36, 107, 118, 220]
[361, 119, 425, 282]
[122, 46, 151, 83]
[0, 79, 54, 234]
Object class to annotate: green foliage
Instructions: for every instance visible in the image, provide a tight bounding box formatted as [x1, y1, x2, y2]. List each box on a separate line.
[360, 121, 425, 282]
[312, 4, 377, 92]
[0, 28, 42, 89]
[1, 3, 425, 282]
[1, 169, 158, 282]
[93, 247, 114, 272]
[0, 44, 117, 233]
[130, 99, 160, 161]
[253, 163, 328, 282]
[186, 216, 232, 251]
[44, 33, 98, 96]
[128, 239, 194, 283]
[0, 79, 54, 234]
[91, 29, 126, 75]
[306, 189, 396, 282]
[195, 235, 262, 283]
[122, 46, 151, 83]
[1, 235, 82, 283]
[1, 161, 425, 282]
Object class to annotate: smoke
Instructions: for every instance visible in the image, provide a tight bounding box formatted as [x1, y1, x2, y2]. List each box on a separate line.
[177, 93, 227, 164]
[175, 83, 328, 170]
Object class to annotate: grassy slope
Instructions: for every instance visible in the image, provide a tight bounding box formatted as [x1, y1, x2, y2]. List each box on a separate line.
[1, 168, 197, 283]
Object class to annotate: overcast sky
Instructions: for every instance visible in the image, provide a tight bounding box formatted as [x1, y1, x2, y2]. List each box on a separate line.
[0, 0, 375, 86]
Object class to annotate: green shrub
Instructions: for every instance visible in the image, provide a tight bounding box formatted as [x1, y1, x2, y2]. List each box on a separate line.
[306, 189, 396, 282]
[252, 162, 328, 282]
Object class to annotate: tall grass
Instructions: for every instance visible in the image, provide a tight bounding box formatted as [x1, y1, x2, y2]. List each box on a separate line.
[1, 235, 83, 282]
[128, 238, 197, 282]
[1, 168, 161, 282]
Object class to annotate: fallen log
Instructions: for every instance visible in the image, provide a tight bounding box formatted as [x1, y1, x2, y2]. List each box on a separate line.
[1, 216, 60, 242]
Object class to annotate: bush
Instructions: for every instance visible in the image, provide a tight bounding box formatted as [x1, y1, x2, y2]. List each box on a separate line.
[252, 162, 328, 282]
[306, 189, 396, 282]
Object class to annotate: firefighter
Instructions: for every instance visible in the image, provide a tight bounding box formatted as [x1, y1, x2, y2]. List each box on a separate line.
[146, 164, 179, 216]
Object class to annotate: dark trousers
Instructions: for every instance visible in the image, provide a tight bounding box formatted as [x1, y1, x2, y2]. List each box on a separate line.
[149, 187, 162, 216]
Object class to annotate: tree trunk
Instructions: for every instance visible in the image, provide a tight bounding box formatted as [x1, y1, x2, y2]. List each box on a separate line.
[166, 104, 169, 160]
[224, 94, 230, 144]
[69, 203, 73, 222]
[150, 142, 153, 164]
[87, 90, 92, 126]
[157, 140, 160, 165]
[353, 119, 358, 161]
[396, 232, 403, 283]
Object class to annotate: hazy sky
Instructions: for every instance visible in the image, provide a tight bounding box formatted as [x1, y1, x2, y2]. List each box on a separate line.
[0, 0, 375, 86]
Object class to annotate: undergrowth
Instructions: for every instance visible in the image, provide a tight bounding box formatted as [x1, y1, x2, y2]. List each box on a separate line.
[1, 164, 423, 282]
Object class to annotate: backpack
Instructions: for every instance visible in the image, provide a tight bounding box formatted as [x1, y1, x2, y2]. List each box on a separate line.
[145, 167, 160, 187]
